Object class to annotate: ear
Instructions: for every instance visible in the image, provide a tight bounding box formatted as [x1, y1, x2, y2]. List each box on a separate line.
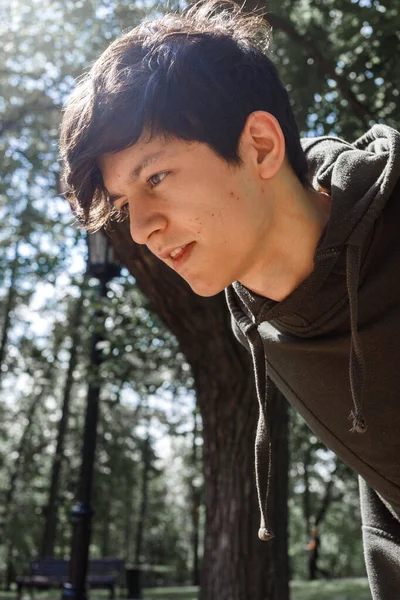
[240, 111, 286, 180]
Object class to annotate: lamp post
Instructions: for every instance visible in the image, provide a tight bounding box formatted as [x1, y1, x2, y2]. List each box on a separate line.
[61, 231, 120, 600]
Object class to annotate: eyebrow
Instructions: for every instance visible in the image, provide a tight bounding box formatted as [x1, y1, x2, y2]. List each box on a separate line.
[108, 150, 167, 204]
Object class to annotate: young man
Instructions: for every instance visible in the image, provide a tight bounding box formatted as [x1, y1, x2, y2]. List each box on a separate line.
[60, 1, 400, 597]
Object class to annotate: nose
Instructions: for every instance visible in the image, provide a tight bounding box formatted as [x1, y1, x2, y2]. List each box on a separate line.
[128, 199, 168, 245]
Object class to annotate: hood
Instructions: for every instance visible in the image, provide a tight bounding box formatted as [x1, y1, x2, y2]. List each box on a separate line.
[225, 124, 400, 541]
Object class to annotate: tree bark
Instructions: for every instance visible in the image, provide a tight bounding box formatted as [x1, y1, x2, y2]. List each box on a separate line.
[109, 223, 289, 600]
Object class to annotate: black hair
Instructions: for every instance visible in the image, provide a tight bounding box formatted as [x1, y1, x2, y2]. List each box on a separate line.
[60, 0, 308, 230]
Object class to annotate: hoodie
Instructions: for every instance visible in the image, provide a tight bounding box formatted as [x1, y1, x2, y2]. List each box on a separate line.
[225, 124, 400, 541]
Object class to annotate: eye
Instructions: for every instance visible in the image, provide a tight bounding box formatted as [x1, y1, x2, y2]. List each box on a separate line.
[113, 200, 129, 218]
[147, 171, 169, 187]
[119, 201, 130, 215]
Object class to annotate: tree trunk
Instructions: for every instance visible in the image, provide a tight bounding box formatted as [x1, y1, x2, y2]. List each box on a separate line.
[109, 223, 290, 600]
[190, 411, 201, 587]
[315, 459, 342, 527]
[4, 541, 15, 591]
[101, 502, 111, 557]
[0, 395, 40, 540]
[199, 374, 289, 600]
[123, 474, 135, 562]
[303, 445, 312, 537]
[0, 394, 42, 587]
[41, 289, 85, 557]
[134, 432, 151, 565]
[0, 241, 19, 387]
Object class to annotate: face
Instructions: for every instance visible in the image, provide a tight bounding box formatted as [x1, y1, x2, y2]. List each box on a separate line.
[99, 134, 274, 297]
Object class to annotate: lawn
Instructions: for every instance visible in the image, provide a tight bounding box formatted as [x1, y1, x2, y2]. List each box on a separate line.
[142, 578, 371, 599]
[7, 578, 372, 600]
[290, 578, 371, 600]
[143, 587, 198, 599]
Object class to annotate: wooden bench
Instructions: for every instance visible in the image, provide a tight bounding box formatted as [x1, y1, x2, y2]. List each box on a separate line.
[16, 557, 124, 599]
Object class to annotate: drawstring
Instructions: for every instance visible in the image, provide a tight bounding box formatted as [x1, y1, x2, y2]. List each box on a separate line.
[225, 287, 274, 542]
[225, 244, 367, 544]
[246, 326, 274, 542]
[345, 245, 368, 433]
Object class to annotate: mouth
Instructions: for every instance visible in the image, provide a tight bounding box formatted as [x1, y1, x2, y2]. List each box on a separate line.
[171, 242, 195, 271]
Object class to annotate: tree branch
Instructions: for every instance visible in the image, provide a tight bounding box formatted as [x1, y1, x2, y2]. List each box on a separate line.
[315, 462, 340, 526]
[243, 0, 375, 126]
[268, 13, 375, 125]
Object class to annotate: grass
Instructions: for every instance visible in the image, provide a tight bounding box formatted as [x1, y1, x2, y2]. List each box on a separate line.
[141, 578, 372, 599]
[143, 587, 199, 599]
[290, 578, 372, 600]
[6, 578, 372, 600]
[142, 579, 372, 600]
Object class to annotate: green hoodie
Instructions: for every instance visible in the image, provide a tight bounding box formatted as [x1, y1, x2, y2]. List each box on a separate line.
[226, 124, 400, 598]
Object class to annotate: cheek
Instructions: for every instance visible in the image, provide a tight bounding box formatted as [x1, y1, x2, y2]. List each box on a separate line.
[186, 182, 248, 241]
[218, 190, 252, 232]
[194, 215, 203, 234]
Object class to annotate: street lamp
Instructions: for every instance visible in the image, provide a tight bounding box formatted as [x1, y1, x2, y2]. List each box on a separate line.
[62, 231, 121, 600]
[87, 231, 121, 280]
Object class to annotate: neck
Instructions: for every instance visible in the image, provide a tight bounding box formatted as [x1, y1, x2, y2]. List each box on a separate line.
[240, 177, 331, 302]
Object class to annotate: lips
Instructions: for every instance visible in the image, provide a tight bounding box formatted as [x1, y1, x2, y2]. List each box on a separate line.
[171, 244, 190, 260]
[157, 243, 193, 261]
[171, 241, 195, 270]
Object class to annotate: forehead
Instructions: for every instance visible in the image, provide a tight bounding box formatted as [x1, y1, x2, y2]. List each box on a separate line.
[98, 135, 196, 186]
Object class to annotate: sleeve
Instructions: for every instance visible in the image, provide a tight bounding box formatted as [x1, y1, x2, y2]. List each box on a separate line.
[359, 476, 400, 598]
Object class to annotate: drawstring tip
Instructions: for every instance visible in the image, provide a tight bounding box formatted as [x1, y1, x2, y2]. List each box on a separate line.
[349, 410, 367, 434]
[258, 527, 274, 542]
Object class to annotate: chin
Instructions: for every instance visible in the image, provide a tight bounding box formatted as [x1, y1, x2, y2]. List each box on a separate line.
[187, 277, 228, 298]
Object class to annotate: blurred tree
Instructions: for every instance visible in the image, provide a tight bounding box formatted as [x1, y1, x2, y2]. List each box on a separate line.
[244, 0, 399, 139]
[0, 330, 65, 587]
[134, 428, 152, 565]
[189, 408, 202, 587]
[0, 241, 19, 387]
[288, 408, 365, 579]
[41, 284, 86, 557]
[1, 0, 398, 596]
